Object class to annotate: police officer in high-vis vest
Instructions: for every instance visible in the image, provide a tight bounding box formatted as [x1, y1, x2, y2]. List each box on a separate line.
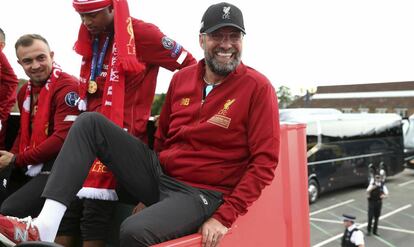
[341, 214, 365, 247]
[367, 174, 389, 236]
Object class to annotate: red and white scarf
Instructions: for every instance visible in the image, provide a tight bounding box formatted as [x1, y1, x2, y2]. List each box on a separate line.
[75, 0, 145, 200]
[19, 64, 62, 153]
[19, 64, 62, 176]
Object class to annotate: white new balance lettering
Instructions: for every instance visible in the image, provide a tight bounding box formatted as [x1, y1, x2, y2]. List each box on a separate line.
[14, 227, 27, 242]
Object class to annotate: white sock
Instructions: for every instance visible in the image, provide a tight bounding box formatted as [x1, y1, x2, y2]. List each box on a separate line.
[33, 199, 67, 241]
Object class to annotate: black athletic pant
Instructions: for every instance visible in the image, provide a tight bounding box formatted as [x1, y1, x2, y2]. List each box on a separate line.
[0, 173, 48, 218]
[1, 159, 54, 218]
[367, 200, 382, 234]
[42, 112, 223, 247]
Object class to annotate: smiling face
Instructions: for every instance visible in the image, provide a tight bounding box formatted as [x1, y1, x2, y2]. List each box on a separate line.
[79, 7, 114, 35]
[200, 26, 243, 77]
[16, 38, 54, 85]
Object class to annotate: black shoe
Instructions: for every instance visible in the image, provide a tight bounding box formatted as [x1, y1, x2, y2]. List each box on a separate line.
[373, 232, 380, 236]
[366, 232, 371, 236]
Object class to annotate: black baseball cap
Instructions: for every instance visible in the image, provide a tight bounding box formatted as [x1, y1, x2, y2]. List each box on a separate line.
[200, 2, 246, 34]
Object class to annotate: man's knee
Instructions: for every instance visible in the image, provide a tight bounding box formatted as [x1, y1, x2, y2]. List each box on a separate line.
[72, 112, 104, 132]
[120, 217, 155, 247]
[76, 112, 101, 125]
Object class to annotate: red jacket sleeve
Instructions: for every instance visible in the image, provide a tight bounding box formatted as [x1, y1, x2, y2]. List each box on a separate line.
[15, 77, 80, 166]
[133, 19, 196, 71]
[212, 83, 280, 227]
[0, 51, 18, 121]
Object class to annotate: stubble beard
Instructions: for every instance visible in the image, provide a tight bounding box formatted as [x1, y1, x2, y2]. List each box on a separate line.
[205, 48, 242, 76]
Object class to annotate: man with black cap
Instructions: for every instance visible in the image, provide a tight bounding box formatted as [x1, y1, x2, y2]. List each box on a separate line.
[342, 214, 365, 247]
[0, 2, 280, 247]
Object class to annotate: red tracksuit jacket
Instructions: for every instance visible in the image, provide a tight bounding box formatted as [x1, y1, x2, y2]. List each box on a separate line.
[0, 51, 19, 149]
[0, 51, 18, 121]
[11, 72, 80, 167]
[155, 60, 280, 227]
[87, 18, 196, 140]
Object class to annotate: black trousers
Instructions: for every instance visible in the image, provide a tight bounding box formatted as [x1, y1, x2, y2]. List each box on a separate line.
[367, 200, 382, 234]
[57, 198, 117, 241]
[42, 112, 223, 247]
[0, 173, 48, 218]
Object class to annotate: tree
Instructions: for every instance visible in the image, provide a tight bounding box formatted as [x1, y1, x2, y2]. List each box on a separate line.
[277, 85, 293, 108]
[11, 78, 27, 113]
[151, 93, 166, 116]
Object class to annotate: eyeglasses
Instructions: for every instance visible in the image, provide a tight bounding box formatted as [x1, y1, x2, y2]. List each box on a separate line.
[203, 31, 243, 44]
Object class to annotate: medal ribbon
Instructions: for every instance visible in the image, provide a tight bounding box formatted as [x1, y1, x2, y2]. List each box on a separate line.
[90, 35, 110, 82]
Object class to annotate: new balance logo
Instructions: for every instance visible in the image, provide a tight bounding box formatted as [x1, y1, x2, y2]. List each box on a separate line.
[14, 227, 27, 242]
[199, 194, 209, 205]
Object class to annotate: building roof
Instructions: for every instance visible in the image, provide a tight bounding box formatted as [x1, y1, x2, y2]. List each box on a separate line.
[280, 109, 402, 138]
[316, 81, 414, 93]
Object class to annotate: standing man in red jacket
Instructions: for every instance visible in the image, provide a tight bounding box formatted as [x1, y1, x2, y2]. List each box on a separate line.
[0, 28, 18, 151]
[0, 3, 280, 247]
[55, 1, 196, 247]
[0, 34, 80, 220]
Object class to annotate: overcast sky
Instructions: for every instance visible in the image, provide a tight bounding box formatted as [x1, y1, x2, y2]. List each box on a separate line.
[2, 0, 414, 95]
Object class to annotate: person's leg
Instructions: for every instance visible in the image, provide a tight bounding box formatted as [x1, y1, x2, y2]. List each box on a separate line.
[0, 174, 48, 217]
[0, 112, 161, 244]
[43, 112, 161, 207]
[367, 202, 373, 234]
[373, 216, 379, 235]
[0, 165, 13, 204]
[120, 195, 201, 247]
[55, 235, 80, 247]
[119, 175, 222, 247]
[373, 202, 382, 234]
[1, 166, 31, 204]
[83, 240, 105, 247]
[81, 199, 116, 247]
[55, 198, 83, 247]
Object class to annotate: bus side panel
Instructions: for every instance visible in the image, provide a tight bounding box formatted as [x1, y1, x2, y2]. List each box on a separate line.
[307, 124, 405, 199]
[387, 127, 405, 175]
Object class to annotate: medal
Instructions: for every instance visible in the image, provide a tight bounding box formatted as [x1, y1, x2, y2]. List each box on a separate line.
[88, 36, 110, 95]
[88, 80, 98, 94]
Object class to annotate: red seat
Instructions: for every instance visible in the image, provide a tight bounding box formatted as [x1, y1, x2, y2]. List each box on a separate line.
[152, 123, 310, 247]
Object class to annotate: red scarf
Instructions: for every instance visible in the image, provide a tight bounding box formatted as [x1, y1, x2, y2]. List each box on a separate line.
[19, 64, 62, 153]
[75, 0, 145, 200]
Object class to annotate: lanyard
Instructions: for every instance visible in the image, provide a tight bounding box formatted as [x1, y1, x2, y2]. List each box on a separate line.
[90, 35, 110, 81]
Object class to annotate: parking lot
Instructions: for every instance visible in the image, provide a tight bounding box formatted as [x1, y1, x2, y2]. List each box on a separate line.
[310, 169, 414, 247]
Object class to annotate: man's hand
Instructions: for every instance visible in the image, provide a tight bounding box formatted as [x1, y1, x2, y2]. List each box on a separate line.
[0, 150, 14, 170]
[199, 217, 228, 247]
[131, 202, 146, 215]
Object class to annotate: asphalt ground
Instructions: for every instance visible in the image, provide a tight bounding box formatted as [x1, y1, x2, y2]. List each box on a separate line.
[310, 168, 414, 247]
